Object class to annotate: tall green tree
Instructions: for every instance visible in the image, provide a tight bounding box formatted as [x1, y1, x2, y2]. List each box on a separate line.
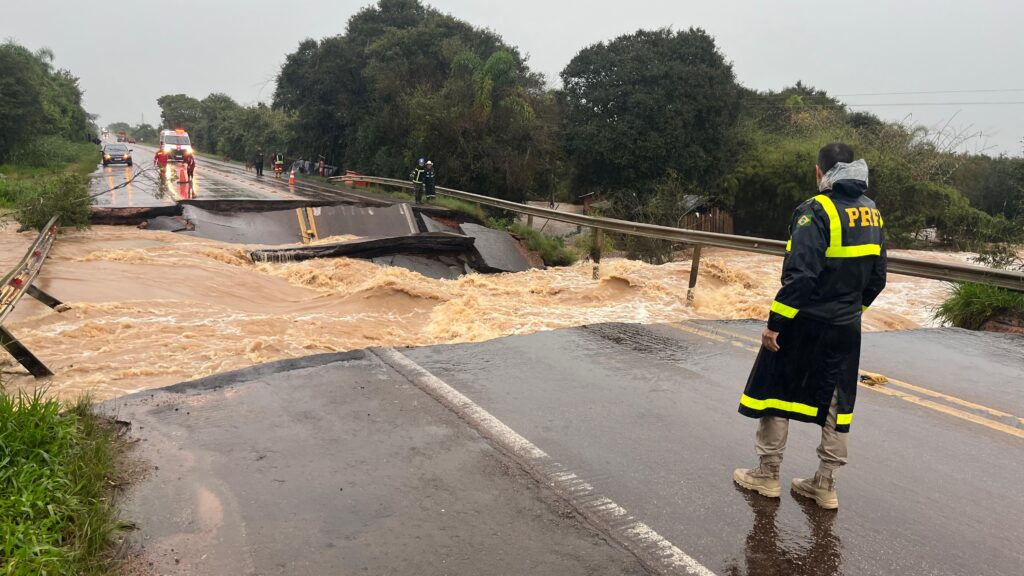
[560, 28, 742, 197]
[0, 42, 91, 161]
[272, 0, 555, 200]
[156, 94, 202, 132]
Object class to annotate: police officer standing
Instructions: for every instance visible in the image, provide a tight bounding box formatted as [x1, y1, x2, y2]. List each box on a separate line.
[254, 148, 264, 177]
[733, 142, 887, 510]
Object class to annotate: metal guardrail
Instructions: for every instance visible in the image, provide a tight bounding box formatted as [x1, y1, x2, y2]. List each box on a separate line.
[338, 175, 1024, 292]
[1, 215, 66, 377]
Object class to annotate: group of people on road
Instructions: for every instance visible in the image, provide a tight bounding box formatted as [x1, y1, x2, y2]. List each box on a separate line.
[252, 148, 284, 177]
[292, 156, 327, 176]
[153, 148, 196, 181]
[409, 158, 436, 204]
[251, 149, 334, 179]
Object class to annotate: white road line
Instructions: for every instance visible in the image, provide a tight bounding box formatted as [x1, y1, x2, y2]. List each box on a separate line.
[372, 347, 717, 576]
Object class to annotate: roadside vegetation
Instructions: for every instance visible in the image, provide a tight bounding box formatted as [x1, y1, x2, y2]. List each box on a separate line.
[0, 41, 97, 228]
[934, 282, 1024, 330]
[147, 0, 1022, 264]
[935, 246, 1024, 330]
[0, 388, 127, 575]
[508, 223, 577, 266]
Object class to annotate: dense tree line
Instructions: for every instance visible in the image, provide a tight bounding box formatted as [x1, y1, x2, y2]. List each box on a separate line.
[0, 41, 96, 163]
[154, 0, 1022, 252]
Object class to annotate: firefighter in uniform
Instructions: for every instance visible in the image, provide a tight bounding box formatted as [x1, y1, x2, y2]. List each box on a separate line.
[733, 142, 887, 510]
[423, 160, 436, 200]
[410, 158, 426, 204]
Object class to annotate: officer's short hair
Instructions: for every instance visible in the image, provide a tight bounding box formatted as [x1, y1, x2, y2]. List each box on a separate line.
[817, 143, 854, 172]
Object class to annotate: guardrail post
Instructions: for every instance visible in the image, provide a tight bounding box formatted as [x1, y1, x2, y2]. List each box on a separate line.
[686, 244, 702, 301]
[0, 325, 52, 378]
[527, 214, 534, 228]
[591, 228, 603, 280]
[26, 285, 70, 312]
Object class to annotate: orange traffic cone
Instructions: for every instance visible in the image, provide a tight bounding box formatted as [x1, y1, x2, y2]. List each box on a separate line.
[178, 166, 188, 184]
[289, 169, 295, 185]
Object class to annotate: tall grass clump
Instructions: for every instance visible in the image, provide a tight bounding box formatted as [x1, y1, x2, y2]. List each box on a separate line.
[0, 389, 122, 575]
[509, 223, 577, 266]
[933, 282, 1024, 330]
[2, 137, 98, 174]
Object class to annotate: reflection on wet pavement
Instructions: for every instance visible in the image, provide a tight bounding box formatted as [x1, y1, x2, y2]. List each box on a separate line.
[725, 486, 841, 576]
[89, 150, 293, 208]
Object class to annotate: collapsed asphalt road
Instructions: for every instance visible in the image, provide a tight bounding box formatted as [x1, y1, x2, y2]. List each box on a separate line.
[104, 321, 1024, 575]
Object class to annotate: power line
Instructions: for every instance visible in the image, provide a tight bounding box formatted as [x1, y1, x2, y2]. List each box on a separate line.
[834, 88, 1024, 97]
[847, 101, 1024, 107]
[744, 89, 1024, 99]
[741, 101, 1024, 107]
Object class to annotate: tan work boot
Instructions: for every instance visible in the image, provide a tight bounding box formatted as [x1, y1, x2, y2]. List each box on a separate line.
[733, 462, 781, 498]
[791, 472, 839, 509]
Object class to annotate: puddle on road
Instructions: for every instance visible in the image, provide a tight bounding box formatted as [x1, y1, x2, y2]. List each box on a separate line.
[0, 224, 951, 401]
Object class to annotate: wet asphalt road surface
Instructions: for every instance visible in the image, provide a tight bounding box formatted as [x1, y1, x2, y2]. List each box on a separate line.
[403, 321, 1024, 576]
[104, 352, 647, 575]
[89, 143, 311, 208]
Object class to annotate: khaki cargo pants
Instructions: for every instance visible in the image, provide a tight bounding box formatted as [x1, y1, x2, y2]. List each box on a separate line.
[755, 388, 847, 477]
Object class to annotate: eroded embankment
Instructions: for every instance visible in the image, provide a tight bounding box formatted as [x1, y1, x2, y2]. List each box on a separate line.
[1, 224, 949, 400]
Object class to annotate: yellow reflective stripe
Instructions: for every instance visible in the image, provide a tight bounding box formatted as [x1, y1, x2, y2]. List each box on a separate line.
[786, 239, 792, 252]
[741, 394, 819, 417]
[826, 244, 882, 258]
[861, 305, 869, 313]
[813, 194, 843, 250]
[770, 300, 799, 319]
[813, 195, 882, 259]
[837, 413, 853, 426]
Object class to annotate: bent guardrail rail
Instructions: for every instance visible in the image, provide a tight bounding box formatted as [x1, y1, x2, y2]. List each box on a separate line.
[1, 215, 69, 377]
[337, 174, 1024, 293]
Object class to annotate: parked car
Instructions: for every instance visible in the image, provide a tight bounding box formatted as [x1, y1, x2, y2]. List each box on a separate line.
[102, 143, 132, 166]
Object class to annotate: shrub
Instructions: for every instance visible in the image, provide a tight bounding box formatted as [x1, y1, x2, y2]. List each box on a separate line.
[571, 227, 617, 260]
[934, 282, 1024, 330]
[509, 223, 577, 266]
[14, 173, 92, 231]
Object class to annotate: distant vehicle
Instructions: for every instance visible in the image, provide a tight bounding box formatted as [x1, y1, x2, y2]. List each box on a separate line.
[102, 143, 132, 167]
[128, 138, 136, 144]
[117, 130, 128, 142]
[159, 128, 193, 162]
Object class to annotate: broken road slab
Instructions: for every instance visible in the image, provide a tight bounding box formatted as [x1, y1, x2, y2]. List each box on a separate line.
[459, 222, 533, 273]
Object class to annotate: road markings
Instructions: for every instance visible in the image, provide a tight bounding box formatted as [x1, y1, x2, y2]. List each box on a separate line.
[677, 321, 1021, 421]
[667, 321, 1024, 439]
[373, 347, 717, 576]
[305, 207, 319, 241]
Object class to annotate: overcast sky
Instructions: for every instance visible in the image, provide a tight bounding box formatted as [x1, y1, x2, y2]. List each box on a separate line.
[4, 0, 1022, 155]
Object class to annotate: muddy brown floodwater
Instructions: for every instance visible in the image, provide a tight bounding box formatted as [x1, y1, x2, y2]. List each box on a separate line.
[0, 222, 956, 401]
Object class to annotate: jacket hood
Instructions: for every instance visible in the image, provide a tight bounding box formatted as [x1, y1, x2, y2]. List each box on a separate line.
[819, 159, 869, 197]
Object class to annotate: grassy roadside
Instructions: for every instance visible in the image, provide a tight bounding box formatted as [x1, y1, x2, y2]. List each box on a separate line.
[0, 389, 127, 575]
[0, 139, 97, 229]
[508, 223, 577, 266]
[934, 282, 1024, 330]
